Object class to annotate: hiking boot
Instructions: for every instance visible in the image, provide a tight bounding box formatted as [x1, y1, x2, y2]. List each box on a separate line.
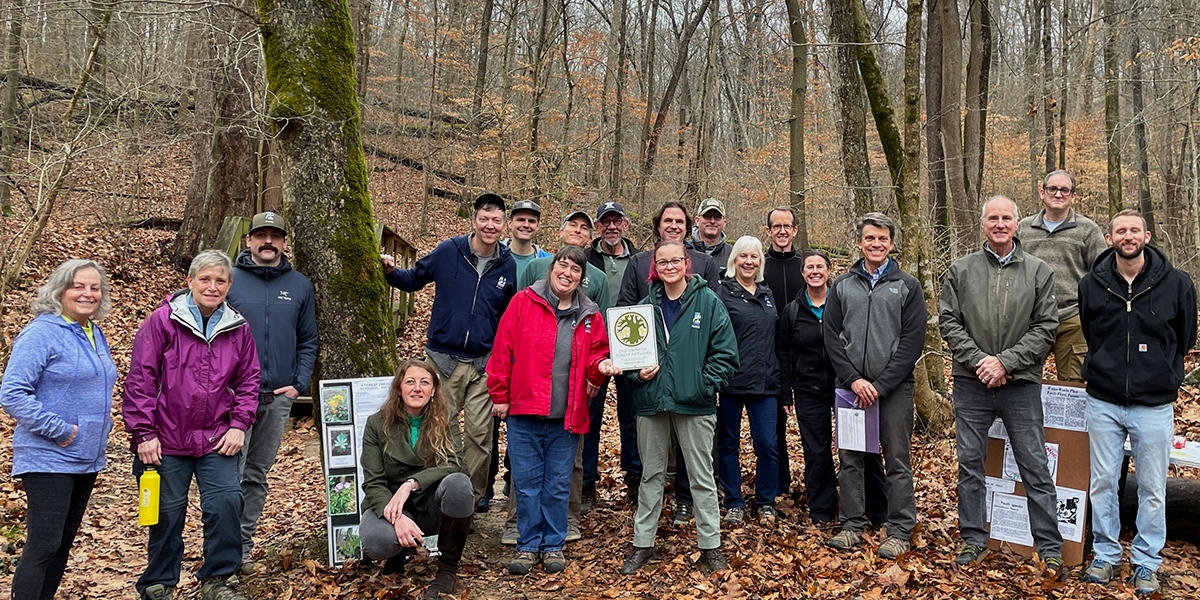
[877, 536, 910, 559]
[1044, 556, 1066, 580]
[699, 548, 728, 572]
[723, 506, 745, 524]
[565, 524, 582, 542]
[581, 482, 596, 515]
[626, 477, 641, 507]
[143, 584, 174, 600]
[237, 558, 256, 577]
[200, 578, 245, 600]
[1131, 565, 1159, 595]
[508, 551, 538, 575]
[1084, 558, 1113, 584]
[501, 526, 519, 546]
[672, 503, 694, 527]
[758, 505, 777, 523]
[826, 529, 863, 551]
[542, 550, 567, 573]
[620, 547, 655, 575]
[954, 543, 987, 566]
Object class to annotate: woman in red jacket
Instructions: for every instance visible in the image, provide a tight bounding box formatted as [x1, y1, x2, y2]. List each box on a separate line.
[488, 245, 619, 575]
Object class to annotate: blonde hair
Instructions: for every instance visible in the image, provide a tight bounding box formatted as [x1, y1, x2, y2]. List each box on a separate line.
[725, 236, 765, 283]
[381, 360, 453, 468]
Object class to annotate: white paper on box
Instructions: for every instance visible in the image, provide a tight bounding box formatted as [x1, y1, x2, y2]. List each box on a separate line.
[1055, 486, 1087, 543]
[1040, 384, 1088, 432]
[1002, 441, 1059, 485]
[989, 492, 1035, 547]
[836, 407, 866, 452]
[985, 476, 1016, 522]
[606, 305, 659, 371]
[988, 418, 1008, 440]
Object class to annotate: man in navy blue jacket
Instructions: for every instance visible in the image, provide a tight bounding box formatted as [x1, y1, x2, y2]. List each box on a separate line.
[226, 211, 319, 574]
[383, 193, 517, 507]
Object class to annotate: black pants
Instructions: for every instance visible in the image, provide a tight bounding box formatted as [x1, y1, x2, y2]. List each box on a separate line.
[794, 392, 887, 524]
[12, 472, 97, 600]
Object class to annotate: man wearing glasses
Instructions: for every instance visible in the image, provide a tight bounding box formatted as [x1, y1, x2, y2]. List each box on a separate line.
[1017, 170, 1107, 382]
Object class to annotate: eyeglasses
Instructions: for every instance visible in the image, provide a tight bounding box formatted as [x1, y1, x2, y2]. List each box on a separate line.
[654, 257, 687, 269]
[769, 223, 796, 231]
[1043, 186, 1075, 196]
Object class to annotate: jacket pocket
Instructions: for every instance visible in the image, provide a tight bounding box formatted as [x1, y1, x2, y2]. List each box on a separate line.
[62, 414, 111, 462]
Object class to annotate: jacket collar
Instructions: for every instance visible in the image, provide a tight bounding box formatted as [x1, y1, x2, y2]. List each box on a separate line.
[528, 279, 599, 320]
[166, 290, 246, 341]
[690, 227, 727, 254]
[767, 246, 797, 260]
[1030, 208, 1079, 232]
[979, 238, 1026, 267]
[591, 236, 637, 258]
[1090, 244, 1171, 289]
[234, 249, 293, 280]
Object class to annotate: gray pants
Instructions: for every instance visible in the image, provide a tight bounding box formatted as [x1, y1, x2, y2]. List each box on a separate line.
[360, 472, 474, 560]
[633, 412, 720, 550]
[239, 393, 294, 557]
[838, 382, 916, 538]
[953, 378, 1062, 558]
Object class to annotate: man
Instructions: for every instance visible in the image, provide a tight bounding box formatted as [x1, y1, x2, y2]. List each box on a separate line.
[504, 200, 553, 280]
[500, 210, 610, 545]
[226, 212, 319, 575]
[1078, 209, 1196, 594]
[1017, 169, 1107, 382]
[691, 198, 732, 271]
[824, 212, 925, 560]
[383, 193, 516, 507]
[939, 196, 1063, 572]
[586, 201, 642, 505]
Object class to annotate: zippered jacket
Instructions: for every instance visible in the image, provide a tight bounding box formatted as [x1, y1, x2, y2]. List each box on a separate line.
[360, 412, 462, 515]
[715, 277, 780, 395]
[778, 289, 835, 406]
[624, 275, 740, 416]
[825, 259, 927, 397]
[691, 227, 732, 272]
[517, 256, 612, 313]
[122, 292, 260, 457]
[226, 251, 319, 394]
[385, 234, 516, 358]
[764, 248, 806, 317]
[617, 245, 720, 307]
[938, 240, 1058, 383]
[487, 282, 610, 434]
[1017, 209, 1107, 319]
[1079, 245, 1197, 406]
[1, 314, 117, 475]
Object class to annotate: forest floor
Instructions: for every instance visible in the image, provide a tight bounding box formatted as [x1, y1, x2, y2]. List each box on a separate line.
[1, 137, 1200, 599]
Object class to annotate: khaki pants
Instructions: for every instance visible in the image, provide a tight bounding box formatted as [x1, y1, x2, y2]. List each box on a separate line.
[1053, 314, 1087, 383]
[428, 358, 493, 505]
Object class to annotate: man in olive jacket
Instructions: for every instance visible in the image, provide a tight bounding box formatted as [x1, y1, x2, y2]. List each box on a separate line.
[938, 196, 1063, 570]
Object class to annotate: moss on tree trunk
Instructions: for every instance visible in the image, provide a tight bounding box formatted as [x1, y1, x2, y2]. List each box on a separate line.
[258, 0, 396, 379]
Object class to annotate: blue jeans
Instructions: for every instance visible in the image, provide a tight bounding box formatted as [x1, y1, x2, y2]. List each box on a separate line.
[506, 416, 578, 553]
[1087, 396, 1173, 571]
[582, 378, 609, 487]
[614, 377, 642, 482]
[135, 452, 243, 596]
[716, 394, 779, 507]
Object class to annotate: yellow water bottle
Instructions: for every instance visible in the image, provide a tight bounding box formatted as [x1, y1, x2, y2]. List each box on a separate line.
[138, 468, 160, 526]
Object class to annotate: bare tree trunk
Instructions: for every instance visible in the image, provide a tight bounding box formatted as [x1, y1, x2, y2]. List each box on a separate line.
[634, 0, 659, 209]
[830, 0, 873, 215]
[1102, 0, 1122, 216]
[350, 0, 371, 100]
[258, 0, 397, 380]
[1042, 0, 1057, 172]
[1058, 0, 1068, 168]
[608, 0, 628, 199]
[925, 0, 948, 251]
[941, 0, 972, 256]
[1080, 0, 1101, 116]
[1027, 0, 1044, 202]
[527, 0, 552, 159]
[963, 0, 991, 214]
[0, 0, 22, 217]
[555, 0, 574, 201]
[785, 0, 808, 251]
[1130, 34, 1153, 235]
[683, 0, 719, 203]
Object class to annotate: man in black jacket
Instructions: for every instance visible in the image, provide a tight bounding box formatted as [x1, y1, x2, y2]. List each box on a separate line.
[1078, 209, 1197, 594]
[226, 212, 319, 574]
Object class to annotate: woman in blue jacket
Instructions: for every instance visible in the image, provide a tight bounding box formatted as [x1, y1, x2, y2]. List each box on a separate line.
[1, 259, 117, 600]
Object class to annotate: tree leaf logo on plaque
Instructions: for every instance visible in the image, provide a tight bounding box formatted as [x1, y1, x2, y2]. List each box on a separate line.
[615, 312, 649, 346]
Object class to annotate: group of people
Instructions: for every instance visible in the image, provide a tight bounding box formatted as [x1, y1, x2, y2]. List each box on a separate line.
[0, 166, 1193, 599]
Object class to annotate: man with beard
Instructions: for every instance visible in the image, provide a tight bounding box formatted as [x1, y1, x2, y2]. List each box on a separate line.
[691, 198, 731, 273]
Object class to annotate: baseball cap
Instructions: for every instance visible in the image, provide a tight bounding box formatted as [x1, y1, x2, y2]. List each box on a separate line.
[249, 211, 288, 235]
[562, 210, 594, 228]
[510, 200, 541, 217]
[474, 192, 507, 214]
[697, 198, 726, 217]
[595, 201, 626, 221]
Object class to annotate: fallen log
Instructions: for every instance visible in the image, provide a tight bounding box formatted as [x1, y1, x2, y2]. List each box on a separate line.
[361, 143, 466, 185]
[1119, 477, 1200, 545]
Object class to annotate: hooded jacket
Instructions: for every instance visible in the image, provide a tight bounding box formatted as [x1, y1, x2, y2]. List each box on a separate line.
[691, 227, 732, 271]
[487, 281, 609, 433]
[617, 245, 720, 307]
[385, 234, 516, 359]
[1, 314, 117, 475]
[122, 292, 260, 457]
[778, 288, 835, 406]
[1079, 245, 1197, 407]
[587, 237, 639, 309]
[715, 277, 780, 396]
[226, 250, 319, 395]
[517, 255, 612, 313]
[624, 275, 739, 416]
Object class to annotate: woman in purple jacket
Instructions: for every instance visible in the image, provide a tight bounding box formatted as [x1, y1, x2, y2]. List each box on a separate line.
[122, 250, 260, 600]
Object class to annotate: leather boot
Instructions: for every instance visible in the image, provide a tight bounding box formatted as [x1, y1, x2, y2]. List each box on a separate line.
[425, 513, 472, 599]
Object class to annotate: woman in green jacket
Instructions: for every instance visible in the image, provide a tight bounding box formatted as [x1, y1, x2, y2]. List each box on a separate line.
[619, 240, 739, 575]
[360, 359, 473, 599]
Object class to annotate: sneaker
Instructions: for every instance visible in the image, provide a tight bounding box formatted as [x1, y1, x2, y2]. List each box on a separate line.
[1084, 558, 1113, 584]
[826, 529, 863, 550]
[699, 548, 728, 572]
[501, 526, 519, 546]
[237, 559, 255, 577]
[543, 550, 567, 573]
[672, 503, 694, 527]
[200, 578, 245, 600]
[565, 524, 582, 542]
[1044, 556, 1065, 580]
[954, 543, 987, 566]
[877, 536, 909, 559]
[758, 505, 777, 523]
[508, 551, 538, 575]
[723, 506, 745, 524]
[143, 584, 174, 600]
[1130, 565, 1159, 595]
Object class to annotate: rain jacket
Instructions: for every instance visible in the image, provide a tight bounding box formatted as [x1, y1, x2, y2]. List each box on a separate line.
[715, 277, 780, 396]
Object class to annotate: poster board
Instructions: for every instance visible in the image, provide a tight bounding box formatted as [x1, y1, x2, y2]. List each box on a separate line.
[982, 381, 1090, 565]
[317, 376, 394, 566]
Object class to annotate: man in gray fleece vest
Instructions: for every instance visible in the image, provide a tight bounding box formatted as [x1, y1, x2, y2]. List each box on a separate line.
[1016, 169, 1106, 382]
[823, 212, 927, 561]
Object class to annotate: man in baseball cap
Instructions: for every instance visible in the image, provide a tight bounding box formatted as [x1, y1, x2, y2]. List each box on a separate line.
[692, 198, 731, 270]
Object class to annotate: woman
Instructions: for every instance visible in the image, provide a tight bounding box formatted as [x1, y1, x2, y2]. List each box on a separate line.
[620, 240, 738, 575]
[778, 250, 886, 525]
[488, 245, 617, 575]
[122, 250, 260, 600]
[715, 236, 780, 524]
[1, 259, 117, 600]
[359, 359, 473, 598]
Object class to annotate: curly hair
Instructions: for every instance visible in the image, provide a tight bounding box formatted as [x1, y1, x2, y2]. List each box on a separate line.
[30, 259, 112, 321]
[381, 359, 453, 468]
